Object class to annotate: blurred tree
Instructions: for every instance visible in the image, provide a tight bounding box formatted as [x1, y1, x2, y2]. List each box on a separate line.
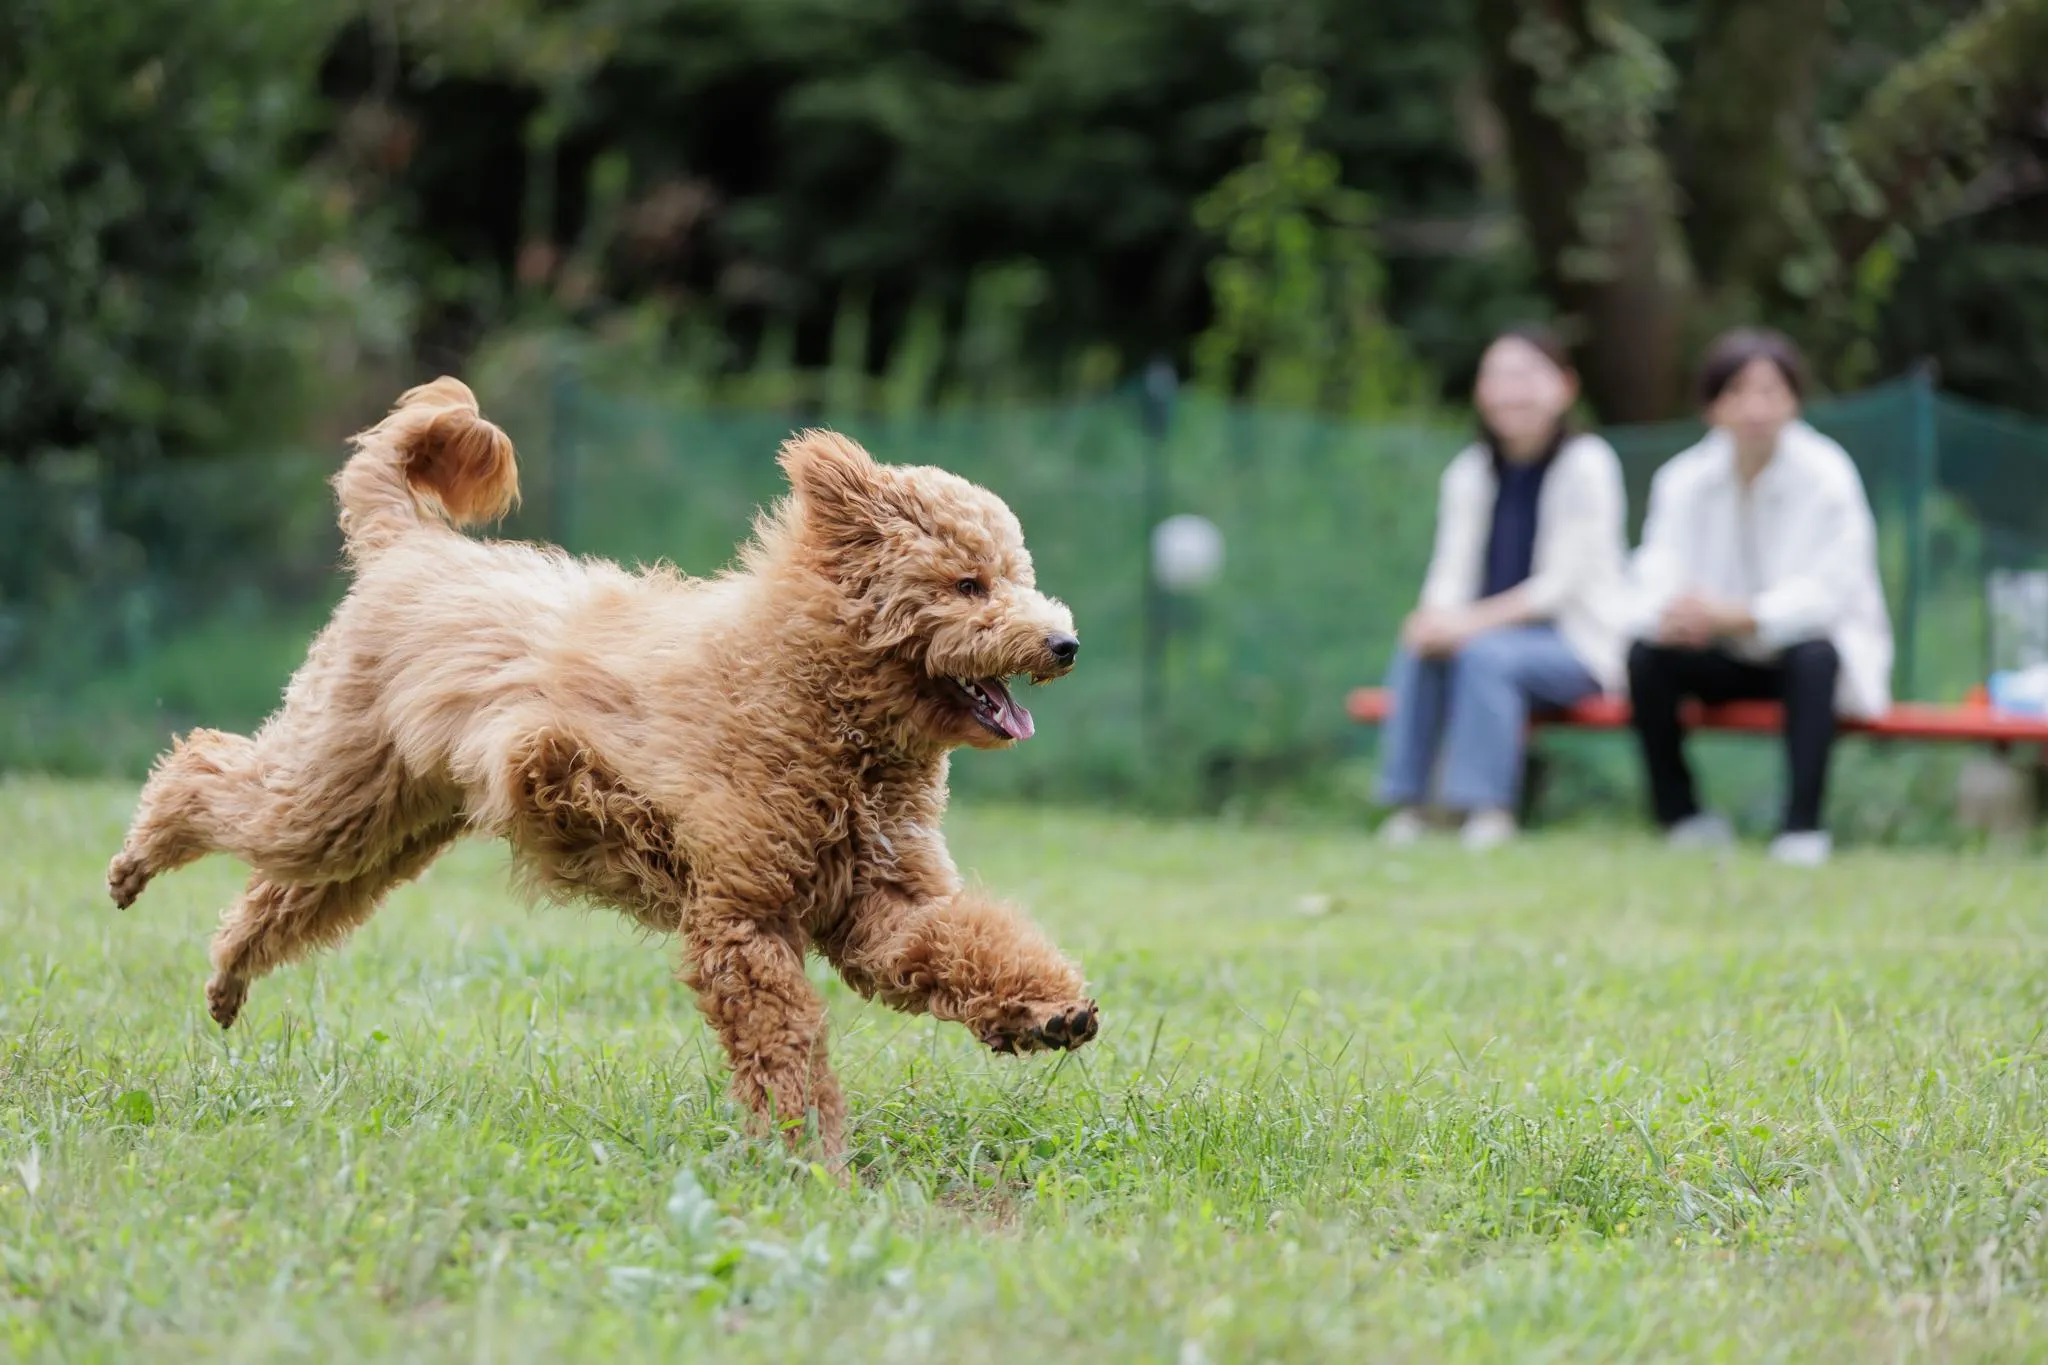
[343, 0, 2048, 418]
[1191, 68, 1433, 416]
[322, 0, 1494, 397]
[1475, 0, 2048, 418]
[10, 0, 2046, 447]
[0, 0, 411, 469]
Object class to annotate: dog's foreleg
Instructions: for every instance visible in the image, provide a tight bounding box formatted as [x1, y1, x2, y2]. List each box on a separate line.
[827, 888, 1097, 1057]
[682, 908, 846, 1163]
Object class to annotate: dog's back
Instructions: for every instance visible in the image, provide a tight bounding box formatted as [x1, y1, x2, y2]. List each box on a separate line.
[318, 378, 724, 795]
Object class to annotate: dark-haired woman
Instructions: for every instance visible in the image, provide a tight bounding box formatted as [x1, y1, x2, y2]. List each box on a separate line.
[1625, 327, 1894, 867]
[1377, 328, 1630, 851]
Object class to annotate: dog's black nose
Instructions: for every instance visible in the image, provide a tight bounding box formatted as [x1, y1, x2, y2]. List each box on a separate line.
[1047, 633, 1079, 665]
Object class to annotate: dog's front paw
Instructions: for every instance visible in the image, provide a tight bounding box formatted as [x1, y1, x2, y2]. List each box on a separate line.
[206, 974, 247, 1030]
[107, 852, 150, 910]
[978, 999, 1099, 1055]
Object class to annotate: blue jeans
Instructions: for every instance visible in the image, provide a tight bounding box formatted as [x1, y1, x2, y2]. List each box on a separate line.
[1376, 626, 1600, 812]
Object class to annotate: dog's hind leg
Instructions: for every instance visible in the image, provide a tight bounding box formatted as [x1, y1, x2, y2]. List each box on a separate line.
[682, 908, 845, 1162]
[109, 728, 261, 908]
[205, 817, 464, 1028]
[827, 888, 1097, 1057]
[112, 717, 447, 908]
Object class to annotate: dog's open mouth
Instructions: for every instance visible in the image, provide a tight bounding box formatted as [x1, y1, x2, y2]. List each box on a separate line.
[947, 675, 1036, 741]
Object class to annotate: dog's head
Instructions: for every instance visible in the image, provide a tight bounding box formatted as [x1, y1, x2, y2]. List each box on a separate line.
[776, 430, 1078, 749]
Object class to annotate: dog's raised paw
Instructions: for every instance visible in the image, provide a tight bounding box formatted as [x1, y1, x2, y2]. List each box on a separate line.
[979, 999, 1099, 1056]
[206, 974, 247, 1030]
[1032, 999, 1099, 1050]
[107, 853, 150, 910]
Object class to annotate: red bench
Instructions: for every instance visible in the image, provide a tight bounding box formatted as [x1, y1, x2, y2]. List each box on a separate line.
[1345, 688, 2048, 746]
[1347, 686, 2048, 825]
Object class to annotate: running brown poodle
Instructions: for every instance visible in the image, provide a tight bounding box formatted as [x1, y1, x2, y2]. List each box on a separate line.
[107, 378, 1098, 1162]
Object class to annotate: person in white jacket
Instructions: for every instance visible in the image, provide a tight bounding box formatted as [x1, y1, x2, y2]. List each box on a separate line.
[1378, 326, 1631, 851]
[1625, 328, 1895, 867]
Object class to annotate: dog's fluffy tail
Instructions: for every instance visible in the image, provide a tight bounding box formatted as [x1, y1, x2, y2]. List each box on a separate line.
[334, 377, 520, 562]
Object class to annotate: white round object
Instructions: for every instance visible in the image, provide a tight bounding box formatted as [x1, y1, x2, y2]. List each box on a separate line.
[1152, 513, 1224, 591]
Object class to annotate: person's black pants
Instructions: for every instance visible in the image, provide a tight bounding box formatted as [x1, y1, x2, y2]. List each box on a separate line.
[1626, 640, 1841, 834]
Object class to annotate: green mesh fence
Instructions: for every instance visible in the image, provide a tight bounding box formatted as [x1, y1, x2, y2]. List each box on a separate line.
[4, 369, 2046, 809]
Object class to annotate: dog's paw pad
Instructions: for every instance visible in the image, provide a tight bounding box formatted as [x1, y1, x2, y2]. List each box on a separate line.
[206, 975, 247, 1030]
[107, 854, 150, 910]
[1031, 1000, 1098, 1050]
[979, 999, 1099, 1055]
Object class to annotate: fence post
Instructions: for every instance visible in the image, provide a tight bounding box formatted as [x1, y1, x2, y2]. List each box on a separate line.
[1900, 359, 1938, 700]
[550, 359, 581, 552]
[1139, 358, 1178, 767]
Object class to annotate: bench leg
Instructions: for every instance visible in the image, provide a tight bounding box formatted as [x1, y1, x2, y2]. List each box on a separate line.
[2032, 747, 2048, 831]
[1955, 744, 2040, 842]
[1518, 746, 1549, 829]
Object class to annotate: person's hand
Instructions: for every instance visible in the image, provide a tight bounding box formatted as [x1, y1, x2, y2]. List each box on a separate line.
[1403, 607, 1474, 659]
[1657, 594, 1717, 648]
[1399, 609, 1432, 655]
[1658, 593, 1753, 648]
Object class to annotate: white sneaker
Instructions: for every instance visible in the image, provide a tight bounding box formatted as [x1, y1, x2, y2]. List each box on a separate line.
[1666, 813, 1735, 850]
[1461, 809, 1519, 853]
[1379, 809, 1429, 847]
[1769, 831, 1833, 867]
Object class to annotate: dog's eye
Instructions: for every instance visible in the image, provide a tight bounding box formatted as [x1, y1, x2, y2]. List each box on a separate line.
[956, 578, 985, 598]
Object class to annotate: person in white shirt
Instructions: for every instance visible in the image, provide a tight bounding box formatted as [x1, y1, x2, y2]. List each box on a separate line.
[1378, 326, 1631, 851]
[1625, 328, 1895, 867]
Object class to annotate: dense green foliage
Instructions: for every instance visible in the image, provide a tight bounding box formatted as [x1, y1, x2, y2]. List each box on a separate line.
[7, 0, 2048, 476]
[7, 782, 2048, 1358]
[0, 0, 407, 468]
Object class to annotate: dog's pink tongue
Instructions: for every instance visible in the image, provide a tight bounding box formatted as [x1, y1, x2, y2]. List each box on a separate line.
[1001, 695, 1035, 741]
[983, 678, 1035, 741]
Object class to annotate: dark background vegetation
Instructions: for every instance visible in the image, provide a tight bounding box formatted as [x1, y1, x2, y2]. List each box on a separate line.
[9, 0, 2048, 468]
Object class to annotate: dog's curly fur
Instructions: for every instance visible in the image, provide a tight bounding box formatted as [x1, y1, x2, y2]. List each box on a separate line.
[108, 377, 1097, 1162]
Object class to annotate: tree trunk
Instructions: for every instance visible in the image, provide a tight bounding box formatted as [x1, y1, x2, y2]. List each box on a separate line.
[1673, 0, 1832, 295]
[1472, 0, 1694, 421]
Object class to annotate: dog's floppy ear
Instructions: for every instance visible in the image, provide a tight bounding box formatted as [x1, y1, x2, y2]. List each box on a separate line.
[779, 429, 891, 538]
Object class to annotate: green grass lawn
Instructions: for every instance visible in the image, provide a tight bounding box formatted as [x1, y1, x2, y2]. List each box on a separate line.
[3, 777, 2047, 1361]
